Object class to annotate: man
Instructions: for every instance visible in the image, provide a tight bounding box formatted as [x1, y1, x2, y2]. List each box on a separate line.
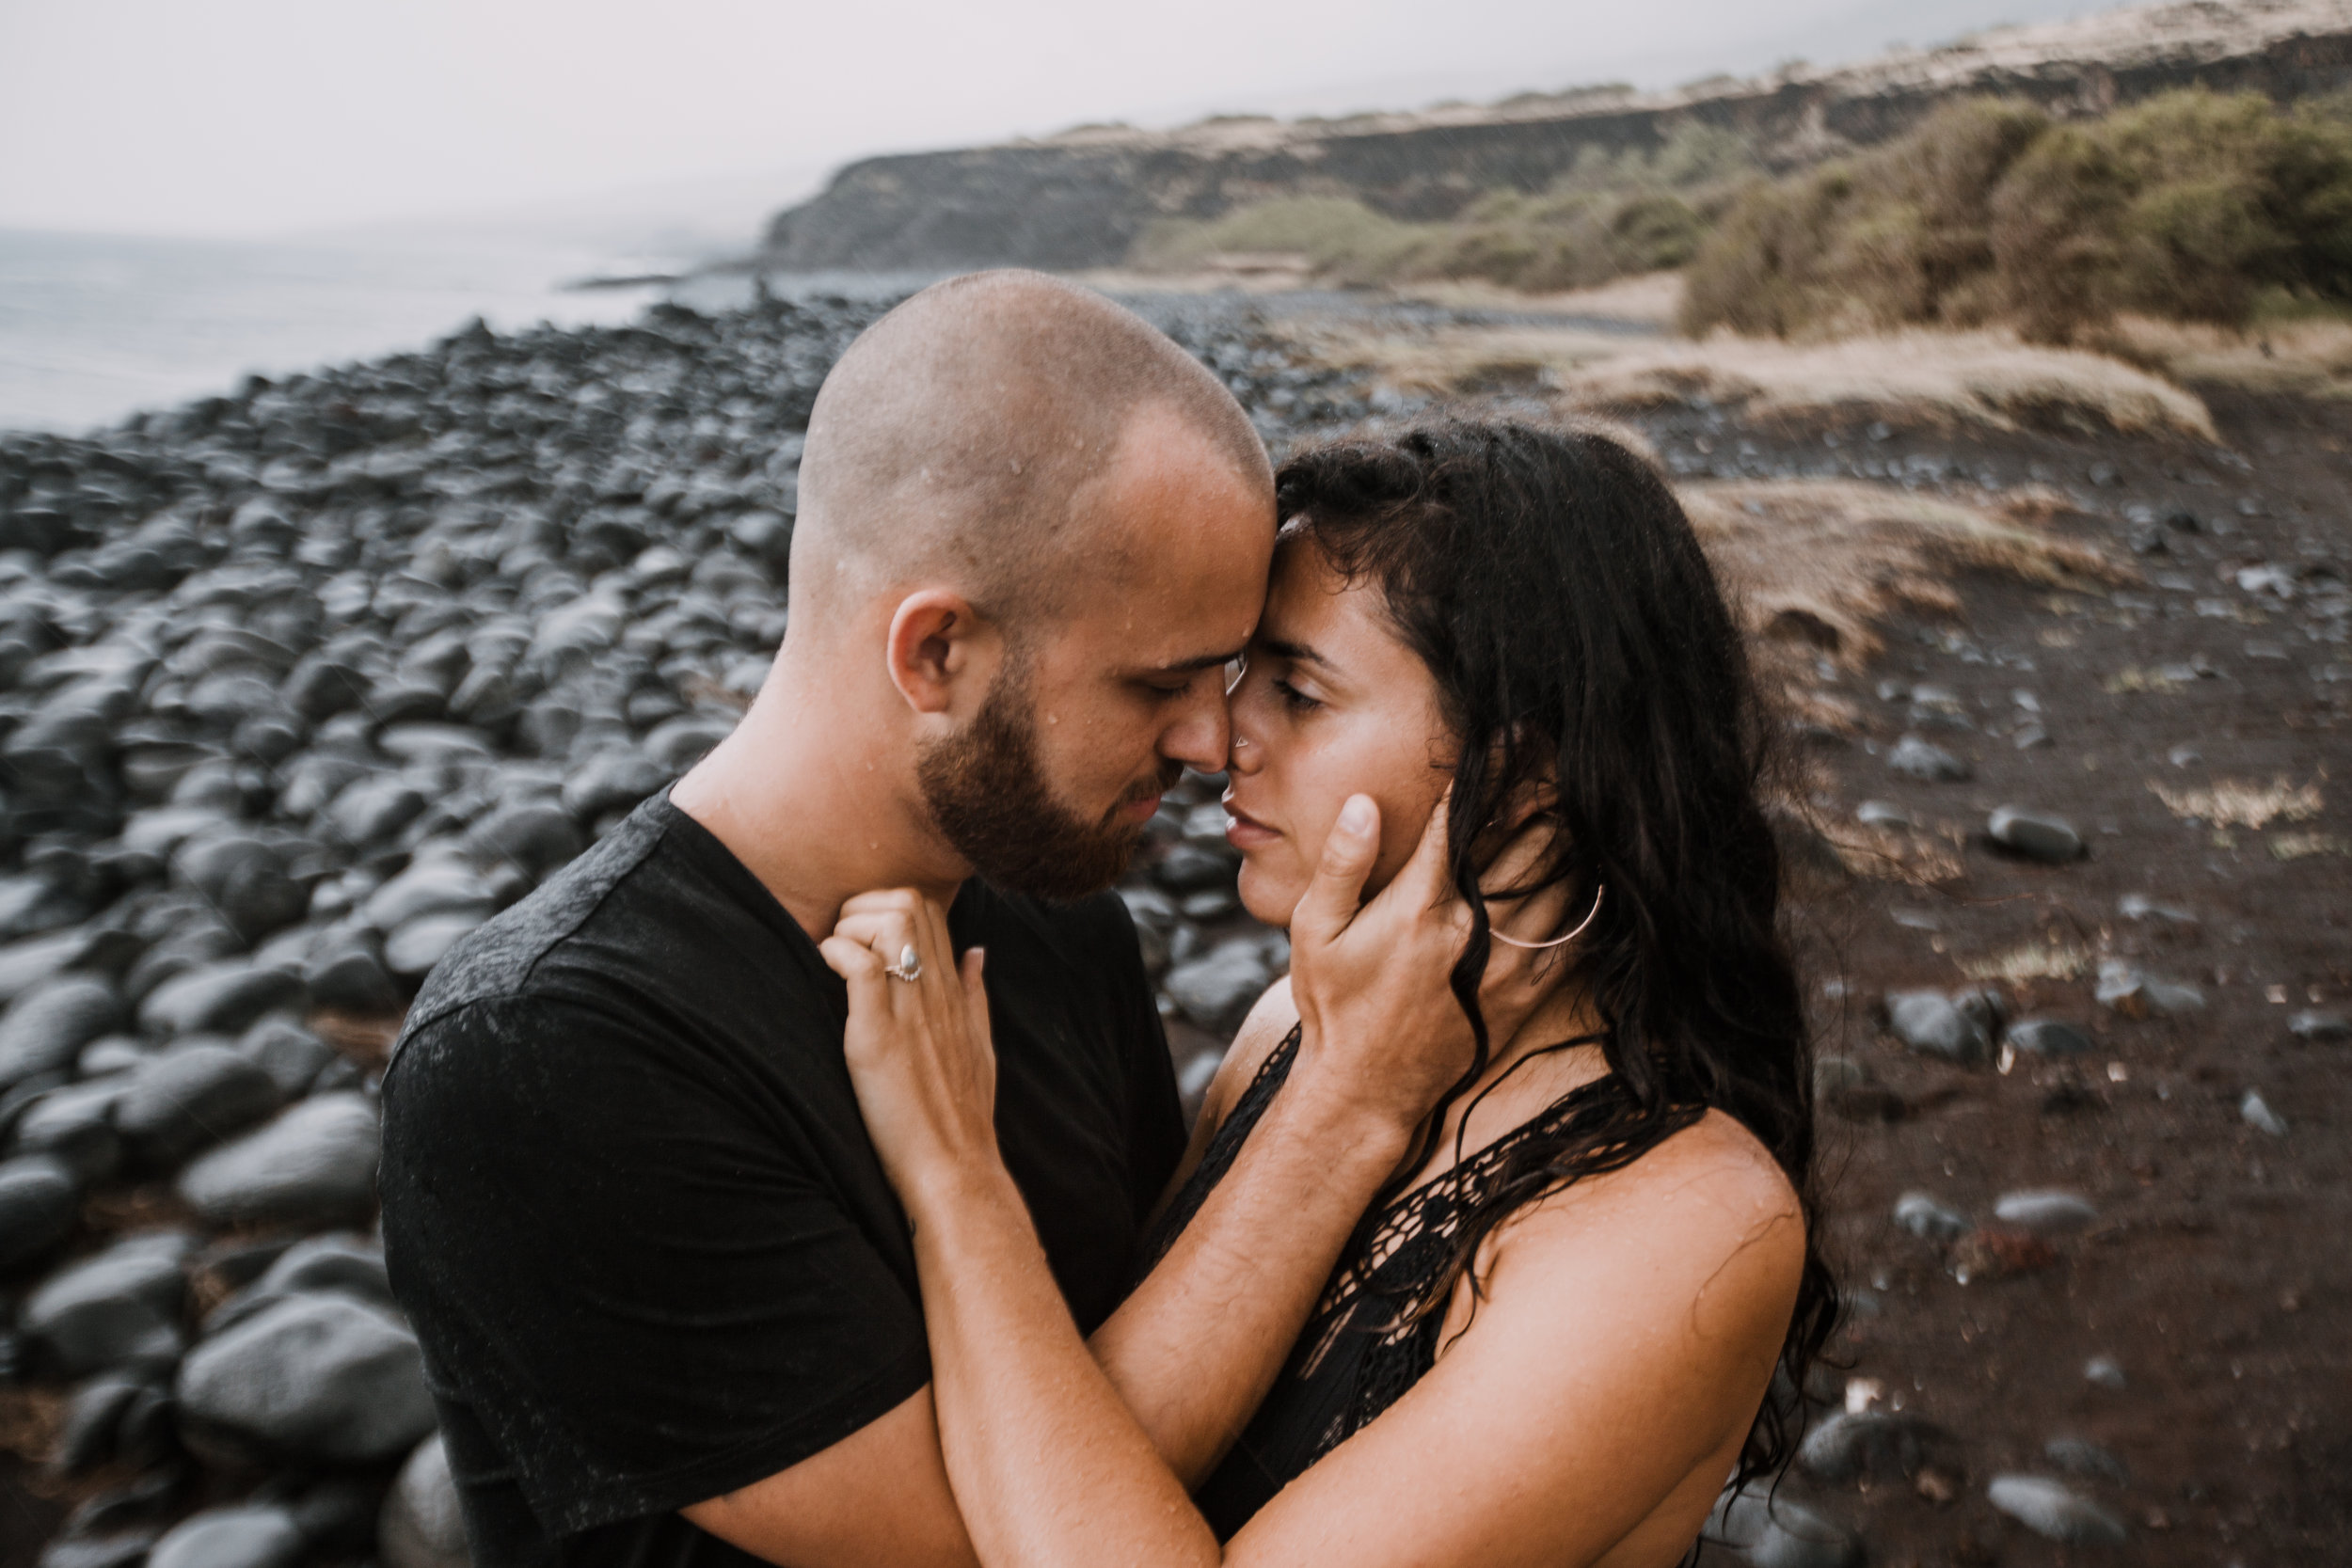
[379, 272, 1467, 1568]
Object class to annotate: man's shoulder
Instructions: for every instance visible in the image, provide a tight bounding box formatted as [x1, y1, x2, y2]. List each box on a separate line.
[399, 800, 675, 1040]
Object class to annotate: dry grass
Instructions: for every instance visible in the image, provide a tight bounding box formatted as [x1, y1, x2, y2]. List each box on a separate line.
[1961, 939, 2095, 984]
[1680, 479, 2122, 673]
[1554, 331, 2218, 440]
[1391, 269, 1686, 326]
[2270, 831, 2351, 861]
[2149, 777, 2326, 830]
[2102, 313, 2352, 399]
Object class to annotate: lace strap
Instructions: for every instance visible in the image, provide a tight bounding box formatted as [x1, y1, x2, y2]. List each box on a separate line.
[1136, 1024, 1302, 1274]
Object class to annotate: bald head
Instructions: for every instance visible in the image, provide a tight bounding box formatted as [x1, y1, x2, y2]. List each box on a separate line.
[788, 271, 1271, 636]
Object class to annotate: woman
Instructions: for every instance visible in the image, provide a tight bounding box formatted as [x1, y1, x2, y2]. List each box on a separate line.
[822, 420, 1836, 1567]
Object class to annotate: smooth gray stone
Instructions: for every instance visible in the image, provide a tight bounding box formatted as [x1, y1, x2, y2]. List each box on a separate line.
[176, 1293, 435, 1466]
[1885, 990, 1991, 1064]
[23, 1230, 195, 1377]
[1987, 805, 2083, 863]
[55, 1370, 149, 1473]
[77, 1036, 153, 1077]
[1892, 1190, 1970, 1242]
[14, 1081, 128, 1184]
[1992, 1189, 2099, 1234]
[2044, 1435, 2131, 1483]
[1708, 1488, 1863, 1568]
[559, 748, 666, 820]
[1987, 1474, 2127, 1544]
[2084, 1354, 2127, 1389]
[2288, 1008, 2349, 1041]
[2006, 1018, 2093, 1056]
[1163, 940, 1272, 1037]
[380, 1433, 470, 1568]
[147, 1506, 305, 1568]
[464, 799, 582, 879]
[363, 863, 493, 933]
[0, 930, 100, 1006]
[235, 1016, 337, 1099]
[1797, 1411, 1947, 1483]
[255, 1234, 392, 1308]
[1152, 842, 1239, 895]
[384, 912, 485, 978]
[0, 1154, 81, 1270]
[302, 942, 400, 1014]
[2094, 959, 2204, 1017]
[115, 1045, 282, 1167]
[2241, 1089, 2289, 1137]
[177, 1094, 380, 1227]
[643, 714, 735, 772]
[1885, 734, 1969, 782]
[326, 777, 428, 847]
[1853, 800, 1910, 829]
[40, 1531, 158, 1568]
[137, 962, 304, 1038]
[0, 976, 124, 1089]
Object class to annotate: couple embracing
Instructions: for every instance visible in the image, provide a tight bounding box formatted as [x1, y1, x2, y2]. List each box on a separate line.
[377, 271, 1836, 1568]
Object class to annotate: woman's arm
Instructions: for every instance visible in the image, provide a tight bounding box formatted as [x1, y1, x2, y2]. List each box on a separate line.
[899, 1101, 1802, 1568]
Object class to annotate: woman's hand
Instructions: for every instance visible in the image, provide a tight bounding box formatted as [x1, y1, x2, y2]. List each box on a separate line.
[1286, 793, 1578, 1132]
[819, 890, 999, 1206]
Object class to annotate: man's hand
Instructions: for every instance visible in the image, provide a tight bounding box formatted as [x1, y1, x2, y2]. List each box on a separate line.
[1286, 792, 1575, 1132]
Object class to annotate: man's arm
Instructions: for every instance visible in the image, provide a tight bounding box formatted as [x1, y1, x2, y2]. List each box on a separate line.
[689, 797, 1567, 1567]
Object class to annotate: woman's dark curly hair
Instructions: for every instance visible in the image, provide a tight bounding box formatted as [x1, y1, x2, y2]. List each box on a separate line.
[1276, 417, 1836, 1495]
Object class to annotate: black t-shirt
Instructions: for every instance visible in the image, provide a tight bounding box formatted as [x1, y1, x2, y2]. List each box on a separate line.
[378, 793, 1184, 1568]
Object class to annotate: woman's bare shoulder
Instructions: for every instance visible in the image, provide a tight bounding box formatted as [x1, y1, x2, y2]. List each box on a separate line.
[1195, 975, 1297, 1136]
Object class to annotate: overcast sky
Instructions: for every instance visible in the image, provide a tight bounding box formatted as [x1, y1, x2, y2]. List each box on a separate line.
[1, 0, 2122, 244]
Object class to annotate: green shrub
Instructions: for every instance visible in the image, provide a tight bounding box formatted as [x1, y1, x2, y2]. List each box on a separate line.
[1686, 88, 2352, 341]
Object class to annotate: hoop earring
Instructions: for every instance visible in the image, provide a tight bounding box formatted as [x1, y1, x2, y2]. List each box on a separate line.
[1491, 883, 1603, 950]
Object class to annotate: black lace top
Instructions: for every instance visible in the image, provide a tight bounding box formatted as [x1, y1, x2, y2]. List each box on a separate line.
[1141, 1022, 1651, 1539]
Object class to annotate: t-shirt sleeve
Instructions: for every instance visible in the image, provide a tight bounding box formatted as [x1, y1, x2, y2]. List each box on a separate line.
[378, 995, 930, 1538]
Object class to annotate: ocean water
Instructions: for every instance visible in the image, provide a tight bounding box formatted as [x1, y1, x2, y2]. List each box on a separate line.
[0, 229, 678, 436]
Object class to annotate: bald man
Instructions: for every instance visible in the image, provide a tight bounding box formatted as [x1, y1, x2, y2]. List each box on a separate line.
[379, 275, 1455, 1568]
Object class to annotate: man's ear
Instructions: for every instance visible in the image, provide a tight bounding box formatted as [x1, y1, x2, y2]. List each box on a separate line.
[884, 590, 991, 716]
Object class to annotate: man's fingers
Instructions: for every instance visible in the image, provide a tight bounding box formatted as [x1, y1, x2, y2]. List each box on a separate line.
[1387, 785, 1458, 911]
[1290, 794, 1381, 945]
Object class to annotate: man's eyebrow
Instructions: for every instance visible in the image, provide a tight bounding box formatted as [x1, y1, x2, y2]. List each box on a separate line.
[1151, 645, 1248, 674]
[1257, 636, 1330, 669]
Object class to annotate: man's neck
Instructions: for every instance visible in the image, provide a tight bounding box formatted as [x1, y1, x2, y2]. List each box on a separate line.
[669, 673, 965, 942]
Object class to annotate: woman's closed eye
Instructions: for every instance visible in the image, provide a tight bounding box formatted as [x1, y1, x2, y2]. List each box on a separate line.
[1272, 676, 1322, 714]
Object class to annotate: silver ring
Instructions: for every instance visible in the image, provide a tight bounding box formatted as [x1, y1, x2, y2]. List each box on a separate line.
[883, 943, 923, 982]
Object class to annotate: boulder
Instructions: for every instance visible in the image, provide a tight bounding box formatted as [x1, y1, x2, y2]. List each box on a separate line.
[115, 1044, 283, 1167]
[0, 976, 123, 1090]
[176, 1293, 435, 1466]
[2005, 1018, 2092, 1056]
[22, 1230, 195, 1377]
[381, 1433, 471, 1568]
[0, 1154, 81, 1271]
[137, 962, 304, 1038]
[177, 1094, 380, 1227]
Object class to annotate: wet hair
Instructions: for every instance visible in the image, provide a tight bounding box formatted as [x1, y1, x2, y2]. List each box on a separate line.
[1277, 418, 1836, 1495]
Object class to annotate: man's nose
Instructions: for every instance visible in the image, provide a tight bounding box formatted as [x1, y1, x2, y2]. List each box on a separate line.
[1159, 682, 1231, 774]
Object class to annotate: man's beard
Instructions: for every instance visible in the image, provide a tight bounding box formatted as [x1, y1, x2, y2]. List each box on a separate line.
[916, 665, 1178, 901]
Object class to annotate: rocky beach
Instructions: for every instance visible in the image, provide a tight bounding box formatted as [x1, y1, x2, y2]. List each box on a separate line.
[0, 279, 2342, 1568]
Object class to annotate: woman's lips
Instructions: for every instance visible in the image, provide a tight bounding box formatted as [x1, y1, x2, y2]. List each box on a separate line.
[1222, 800, 1280, 849]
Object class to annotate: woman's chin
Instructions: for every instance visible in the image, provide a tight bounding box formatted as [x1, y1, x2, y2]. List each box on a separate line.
[1235, 859, 1302, 930]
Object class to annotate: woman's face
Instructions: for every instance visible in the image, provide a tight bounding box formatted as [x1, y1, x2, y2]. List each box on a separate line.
[1224, 535, 1455, 927]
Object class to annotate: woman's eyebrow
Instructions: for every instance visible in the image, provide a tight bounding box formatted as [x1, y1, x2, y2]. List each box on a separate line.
[1257, 636, 1331, 669]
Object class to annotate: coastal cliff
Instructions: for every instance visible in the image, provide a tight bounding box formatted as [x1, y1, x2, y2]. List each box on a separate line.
[751, 0, 2352, 272]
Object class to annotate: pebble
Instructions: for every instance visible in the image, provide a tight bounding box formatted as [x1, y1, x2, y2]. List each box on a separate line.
[1893, 1190, 1971, 1242]
[2240, 1089, 2289, 1137]
[1884, 989, 1994, 1064]
[136, 961, 304, 1038]
[1991, 1188, 2099, 1234]
[0, 1154, 81, 1270]
[1853, 800, 1910, 829]
[2094, 959, 2205, 1018]
[1708, 1487, 1863, 1568]
[1986, 1474, 2128, 1544]
[175, 1293, 436, 1466]
[1797, 1410, 1949, 1483]
[146, 1505, 306, 1568]
[2043, 1434, 2131, 1483]
[380, 1433, 470, 1568]
[1885, 734, 1970, 782]
[2084, 1354, 2127, 1389]
[234, 1017, 337, 1099]
[2287, 1008, 2349, 1041]
[177, 1094, 380, 1227]
[13, 1081, 129, 1183]
[1163, 939, 1272, 1037]
[2005, 1018, 2092, 1056]
[1985, 805, 2083, 863]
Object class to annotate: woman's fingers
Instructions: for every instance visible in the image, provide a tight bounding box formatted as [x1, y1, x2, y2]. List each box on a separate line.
[1289, 794, 1381, 949]
[818, 935, 897, 1047]
[959, 947, 993, 1055]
